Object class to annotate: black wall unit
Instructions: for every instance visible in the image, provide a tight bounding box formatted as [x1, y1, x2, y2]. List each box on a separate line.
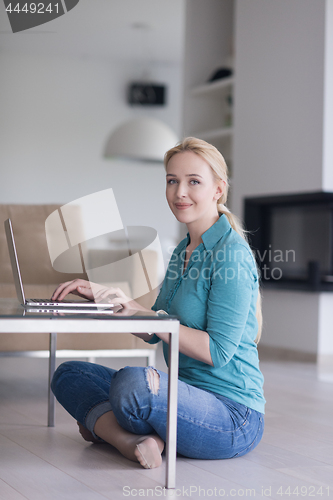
[128, 83, 166, 106]
[244, 192, 333, 291]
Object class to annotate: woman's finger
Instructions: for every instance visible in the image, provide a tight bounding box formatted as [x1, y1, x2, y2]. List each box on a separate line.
[52, 279, 92, 300]
[93, 287, 110, 299]
[76, 286, 95, 301]
[110, 296, 139, 308]
[99, 287, 125, 298]
[98, 290, 118, 300]
[57, 281, 93, 301]
[52, 281, 75, 300]
[93, 286, 128, 303]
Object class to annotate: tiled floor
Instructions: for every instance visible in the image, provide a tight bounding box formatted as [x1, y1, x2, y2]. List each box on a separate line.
[0, 345, 332, 499]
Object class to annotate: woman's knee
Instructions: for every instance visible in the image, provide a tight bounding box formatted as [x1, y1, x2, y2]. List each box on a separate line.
[109, 366, 160, 409]
[51, 360, 83, 394]
[109, 366, 145, 397]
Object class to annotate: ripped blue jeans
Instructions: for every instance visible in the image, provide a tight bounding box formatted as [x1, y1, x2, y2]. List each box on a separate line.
[51, 361, 264, 459]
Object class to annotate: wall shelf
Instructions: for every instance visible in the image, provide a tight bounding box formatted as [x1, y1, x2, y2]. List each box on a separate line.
[182, 0, 235, 218]
[190, 77, 234, 97]
[194, 127, 233, 141]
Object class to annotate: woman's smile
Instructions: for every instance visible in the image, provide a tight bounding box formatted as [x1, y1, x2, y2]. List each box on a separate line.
[175, 203, 193, 210]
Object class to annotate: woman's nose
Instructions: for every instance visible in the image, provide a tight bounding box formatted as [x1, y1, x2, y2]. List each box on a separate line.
[176, 182, 187, 198]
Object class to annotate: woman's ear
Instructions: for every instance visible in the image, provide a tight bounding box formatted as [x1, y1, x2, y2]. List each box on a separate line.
[214, 180, 226, 200]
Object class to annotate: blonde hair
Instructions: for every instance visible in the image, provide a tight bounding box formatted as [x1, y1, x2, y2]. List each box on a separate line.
[165, 137, 262, 344]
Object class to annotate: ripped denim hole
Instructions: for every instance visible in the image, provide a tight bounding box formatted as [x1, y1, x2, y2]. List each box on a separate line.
[146, 367, 160, 396]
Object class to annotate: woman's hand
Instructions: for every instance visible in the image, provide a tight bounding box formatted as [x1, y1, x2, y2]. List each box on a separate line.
[52, 280, 151, 314]
[93, 286, 150, 313]
[51, 279, 103, 302]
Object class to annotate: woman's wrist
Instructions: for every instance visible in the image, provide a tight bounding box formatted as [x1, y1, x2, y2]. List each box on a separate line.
[147, 310, 168, 335]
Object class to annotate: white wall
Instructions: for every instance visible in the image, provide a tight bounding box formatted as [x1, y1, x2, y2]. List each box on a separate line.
[233, 0, 333, 357]
[261, 290, 319, 354]
[182, 0, 234, 135]
[323, 0, 333, 191]
[233, 0, 326, 219]
[0, 52, 183, 260]
[318, 294, 333, 356]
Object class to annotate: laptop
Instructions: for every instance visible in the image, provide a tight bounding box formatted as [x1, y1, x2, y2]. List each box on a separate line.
[4, 218, 119, 311]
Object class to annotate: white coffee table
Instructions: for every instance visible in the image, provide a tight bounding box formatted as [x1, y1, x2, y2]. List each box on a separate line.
[0, 299, 180, 489]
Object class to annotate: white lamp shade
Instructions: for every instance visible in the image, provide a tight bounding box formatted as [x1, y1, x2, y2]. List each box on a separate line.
[104, 117, 179, 163]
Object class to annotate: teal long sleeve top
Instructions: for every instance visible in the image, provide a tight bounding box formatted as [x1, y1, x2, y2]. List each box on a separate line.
[147, 214, 266, 414]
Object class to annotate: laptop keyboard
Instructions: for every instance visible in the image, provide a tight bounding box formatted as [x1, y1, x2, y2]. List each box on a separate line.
[29, 299, 73, 303]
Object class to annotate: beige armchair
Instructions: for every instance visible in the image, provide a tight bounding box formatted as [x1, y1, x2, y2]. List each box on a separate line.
[0, 204, 158, 364]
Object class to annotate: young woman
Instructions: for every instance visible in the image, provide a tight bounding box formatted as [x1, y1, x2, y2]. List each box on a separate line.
[51, 137, 265, 469]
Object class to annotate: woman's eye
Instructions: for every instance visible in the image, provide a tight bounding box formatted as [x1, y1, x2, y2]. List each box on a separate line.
[167, 179, 200, 185]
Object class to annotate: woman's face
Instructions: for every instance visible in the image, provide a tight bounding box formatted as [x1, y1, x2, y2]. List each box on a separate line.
[166, 151, 224, 227]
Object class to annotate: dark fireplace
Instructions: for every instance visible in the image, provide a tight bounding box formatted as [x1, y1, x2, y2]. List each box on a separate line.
[244, 192, 333, 291]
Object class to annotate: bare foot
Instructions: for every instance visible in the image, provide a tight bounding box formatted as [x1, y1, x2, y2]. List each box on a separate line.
[93, 411, 164, 468]
[134, 435, 165, 469]
[77, 422, 104, 444]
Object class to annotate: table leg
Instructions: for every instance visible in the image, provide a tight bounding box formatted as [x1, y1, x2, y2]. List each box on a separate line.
[48, 332, 57, 427]
[165, 327, 179, 489]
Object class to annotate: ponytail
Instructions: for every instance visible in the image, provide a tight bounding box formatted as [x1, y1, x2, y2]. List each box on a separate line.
[217, 202, 262, 344]
[216, 202, 248, 242]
